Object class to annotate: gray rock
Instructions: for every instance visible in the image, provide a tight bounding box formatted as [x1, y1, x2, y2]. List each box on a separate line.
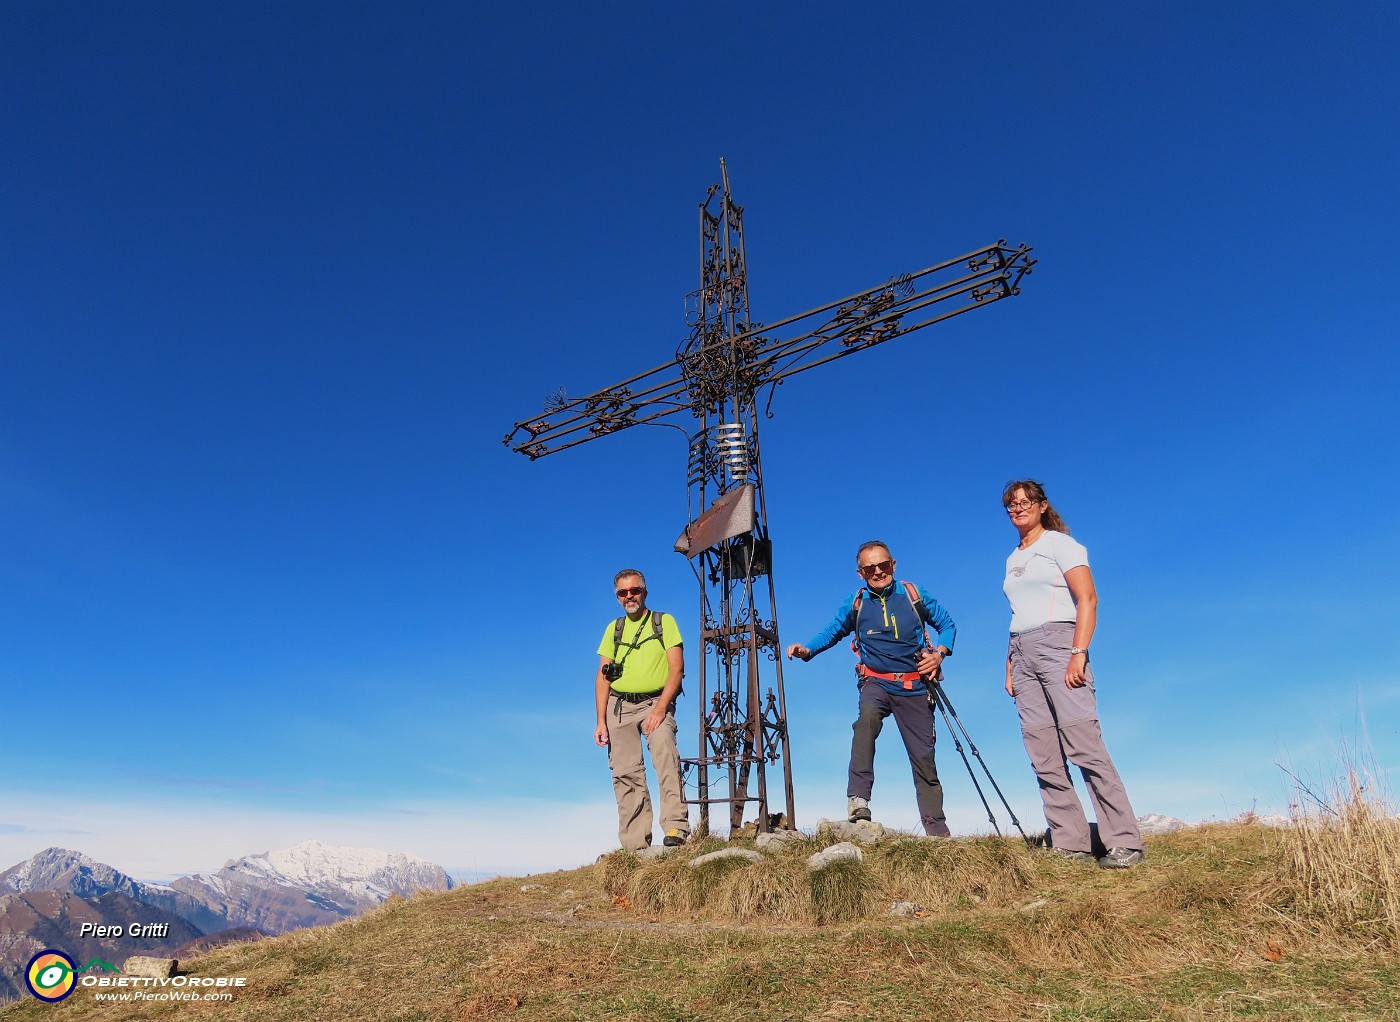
[755, 830, 804, 850]
[123, 957, 177, 979]
[816, 819, 886, 844]
[635, 846, 670, 860]
[888, 900, 923, 917]
[519, 883, 543, 892]
[688, 848, 764, 868]
[806, 842, 864, 871]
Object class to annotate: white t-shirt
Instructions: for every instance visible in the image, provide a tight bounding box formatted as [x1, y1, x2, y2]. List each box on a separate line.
[1004, 530, 1089, 633]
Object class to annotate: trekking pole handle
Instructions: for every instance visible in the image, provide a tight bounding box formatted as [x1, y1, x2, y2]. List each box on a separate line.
[915, 647, 944, 682]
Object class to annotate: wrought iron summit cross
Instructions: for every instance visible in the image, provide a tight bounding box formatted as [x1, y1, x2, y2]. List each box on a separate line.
[505, 161, 1035, 836]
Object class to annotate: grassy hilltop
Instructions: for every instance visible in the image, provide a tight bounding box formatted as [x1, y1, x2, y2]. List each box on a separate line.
[4, 795, 1398, 1022]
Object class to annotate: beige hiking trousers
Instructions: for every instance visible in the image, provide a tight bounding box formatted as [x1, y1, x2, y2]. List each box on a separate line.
[606, 693, 689, 851]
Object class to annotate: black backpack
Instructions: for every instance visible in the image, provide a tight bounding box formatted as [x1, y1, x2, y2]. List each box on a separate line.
[611, 610, 669, 652]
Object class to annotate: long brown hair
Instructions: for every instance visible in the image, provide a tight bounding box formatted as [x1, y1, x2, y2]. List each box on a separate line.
[1002, 479, 1070, 534]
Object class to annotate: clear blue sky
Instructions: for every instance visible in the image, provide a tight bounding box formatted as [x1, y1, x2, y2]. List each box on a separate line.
[3, 2, 1396, 881]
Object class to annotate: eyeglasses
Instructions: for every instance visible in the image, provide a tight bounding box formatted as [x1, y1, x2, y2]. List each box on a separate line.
[616, 587, 646, 598]
[1005, 499, 1039, 513]
[857, 560, 894, 577]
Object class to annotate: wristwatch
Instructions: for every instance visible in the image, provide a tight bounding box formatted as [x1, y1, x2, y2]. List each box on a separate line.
[1070, 646, 1090, 657]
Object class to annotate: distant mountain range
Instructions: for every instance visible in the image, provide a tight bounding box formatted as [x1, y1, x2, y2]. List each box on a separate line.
[167, 839, 456, 934]
[0, 840, 454, 1003]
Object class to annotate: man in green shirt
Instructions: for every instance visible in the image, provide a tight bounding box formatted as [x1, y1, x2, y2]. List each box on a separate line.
[594, 568, 689, 851]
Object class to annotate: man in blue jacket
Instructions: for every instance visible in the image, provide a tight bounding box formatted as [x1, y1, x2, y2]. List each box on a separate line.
[786, 541, 956, 836]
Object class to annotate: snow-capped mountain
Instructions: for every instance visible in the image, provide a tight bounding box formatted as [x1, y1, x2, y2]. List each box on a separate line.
[0, 847, 228, 935]
[0, 840, 456, 942]
[217, 839, 454, 907]
[1136, 813, 1190, 835]
[0, 847, 145, 901]
[168, 839, 454, 934]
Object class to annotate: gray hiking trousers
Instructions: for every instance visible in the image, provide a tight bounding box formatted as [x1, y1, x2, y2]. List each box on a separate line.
[1009, 622, 1141, 853]
[848, 679, 950, 836]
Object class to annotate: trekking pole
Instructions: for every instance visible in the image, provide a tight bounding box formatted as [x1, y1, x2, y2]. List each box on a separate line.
[928, 687, 1002, 836]
[932, 684, 1031, 844]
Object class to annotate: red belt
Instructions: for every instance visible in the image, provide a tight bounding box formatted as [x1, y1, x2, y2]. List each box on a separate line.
[858, 665, 938, 691]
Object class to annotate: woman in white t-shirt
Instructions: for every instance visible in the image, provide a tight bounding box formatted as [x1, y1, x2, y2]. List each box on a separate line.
[1002, 479, 1144, 869]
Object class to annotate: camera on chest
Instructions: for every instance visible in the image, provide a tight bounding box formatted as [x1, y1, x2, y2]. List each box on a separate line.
[602, 662, 625, 682]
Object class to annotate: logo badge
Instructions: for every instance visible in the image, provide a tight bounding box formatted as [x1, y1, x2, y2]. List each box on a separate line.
[25, 950, 78, 1002]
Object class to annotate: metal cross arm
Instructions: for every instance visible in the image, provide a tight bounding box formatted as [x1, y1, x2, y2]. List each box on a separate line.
[502, 239, 1033, 459]
[754, 240, 1034, 387]
[502, 162, 1037, 839]
[501, 361, 696, 460]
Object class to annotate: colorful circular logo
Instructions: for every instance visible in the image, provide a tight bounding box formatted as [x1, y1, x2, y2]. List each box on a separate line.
[25, 950, 77, 1002]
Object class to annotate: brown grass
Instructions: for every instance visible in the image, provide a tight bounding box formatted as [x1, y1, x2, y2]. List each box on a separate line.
[713, 852, 813, 923]
[6, 809, 1400, 1021]
[872, 834, 1037, 911]
[808, 857, 876, 924]
[1271, 765, 1400, 947]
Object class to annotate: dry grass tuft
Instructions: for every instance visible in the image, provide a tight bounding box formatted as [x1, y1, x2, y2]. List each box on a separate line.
[873, 835, 1037, 911]
[809, 857, 876, 924]
[1274, 765, 1400, 944]
[596, 848, 641, 897]
[714, 852, 814, 923]
[1002, 889, 1146, 966]
[626, 852, 703, 914]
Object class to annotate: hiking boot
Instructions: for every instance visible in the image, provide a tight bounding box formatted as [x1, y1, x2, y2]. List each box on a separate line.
[847, 796, 871, 822]
[1097, 847, 1145, 870]
[662, 830, 687, 847]
[1047, 848, 1096, 863]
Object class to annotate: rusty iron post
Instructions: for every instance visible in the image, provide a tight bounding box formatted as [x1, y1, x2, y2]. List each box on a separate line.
[505, 161, 1034, 836]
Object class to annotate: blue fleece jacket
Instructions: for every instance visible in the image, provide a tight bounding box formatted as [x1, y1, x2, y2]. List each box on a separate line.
[802, 579, 956, 696]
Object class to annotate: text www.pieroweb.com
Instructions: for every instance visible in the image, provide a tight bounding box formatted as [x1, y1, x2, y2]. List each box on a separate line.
[94, 990, 234, 1002]
[82, 976, 246, 1002]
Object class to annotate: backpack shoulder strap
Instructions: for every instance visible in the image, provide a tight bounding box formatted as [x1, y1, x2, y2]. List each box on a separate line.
[651, 611, 666, 643]
[849, 591, 865, 656]
[902, 582, 934, 649]
[612, 616, 626, 652]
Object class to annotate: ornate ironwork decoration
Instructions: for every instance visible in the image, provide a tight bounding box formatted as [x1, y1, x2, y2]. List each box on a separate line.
[504, 160, 1034, 835]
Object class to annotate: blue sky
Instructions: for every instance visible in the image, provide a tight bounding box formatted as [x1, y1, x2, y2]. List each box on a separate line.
[3, 2, 1397, 881]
